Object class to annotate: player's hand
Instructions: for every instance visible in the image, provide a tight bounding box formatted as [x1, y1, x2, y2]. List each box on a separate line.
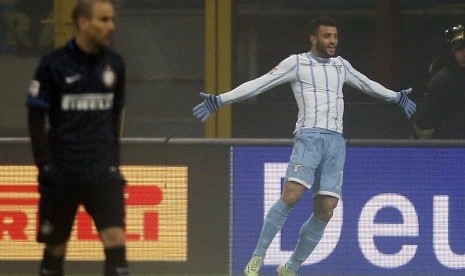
[108, 166, 127, 186]
[192, 92, 223, 123]
[37, 165, 50, 185]
[395, 88, 416, 118]
[37, 165, 63, 193]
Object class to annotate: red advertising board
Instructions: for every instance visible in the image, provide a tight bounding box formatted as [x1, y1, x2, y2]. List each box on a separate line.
[0, 165, 188, 261]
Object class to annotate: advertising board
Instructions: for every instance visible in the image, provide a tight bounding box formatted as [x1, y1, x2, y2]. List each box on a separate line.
[233, 146, 465, 275]
[0, 165, 188, 261]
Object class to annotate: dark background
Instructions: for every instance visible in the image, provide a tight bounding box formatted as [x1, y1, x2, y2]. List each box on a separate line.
[1, 0, 464, 139]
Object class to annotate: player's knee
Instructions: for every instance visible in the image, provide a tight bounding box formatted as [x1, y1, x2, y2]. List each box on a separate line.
[46, 243, 67, 256]
[313, 195, 338, 221]
[100, 226, 126, 248]
[280, 193, 300, 207]
[314, 208, 333, 222]
[281, 181, 305, 206]
[314, 204, 335, 222]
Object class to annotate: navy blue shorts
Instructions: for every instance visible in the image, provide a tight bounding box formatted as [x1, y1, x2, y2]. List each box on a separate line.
[37, 168, 126, 244]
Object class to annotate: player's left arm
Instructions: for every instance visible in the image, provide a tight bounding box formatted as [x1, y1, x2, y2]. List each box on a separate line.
[340, 57, 416, 118]
[111, 59, 126, 168]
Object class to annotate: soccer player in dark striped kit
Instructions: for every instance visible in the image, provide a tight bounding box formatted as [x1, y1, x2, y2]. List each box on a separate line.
[26, 1, 129, 275]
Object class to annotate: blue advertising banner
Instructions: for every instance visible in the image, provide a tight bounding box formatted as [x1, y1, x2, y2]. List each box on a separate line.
[232, 146, 465, 275]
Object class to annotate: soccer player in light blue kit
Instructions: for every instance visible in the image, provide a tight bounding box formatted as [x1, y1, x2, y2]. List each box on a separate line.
[193, 16, 416, 276]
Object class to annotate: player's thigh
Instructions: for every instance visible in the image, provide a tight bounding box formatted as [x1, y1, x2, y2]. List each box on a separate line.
[317, 134, 346, 199]
[81, 171, 126, 231]
[285, 131, 323, 188]
[37, 185, 79, 244]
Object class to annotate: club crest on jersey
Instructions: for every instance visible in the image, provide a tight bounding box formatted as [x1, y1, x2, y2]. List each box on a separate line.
[293, 164, 303, 173]
[102, 65, 116, 88]
[332, 62, 342, 74]
[28, 80, 40, 97]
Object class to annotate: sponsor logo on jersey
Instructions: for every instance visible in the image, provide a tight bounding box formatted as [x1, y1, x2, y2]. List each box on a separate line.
[61, 93, 114, 111]
[332, 62, 342, 74]
[301, 61, 324, 67]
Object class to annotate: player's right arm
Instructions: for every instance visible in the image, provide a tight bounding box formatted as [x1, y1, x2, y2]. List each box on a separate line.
[193, 55, 298, 122]
[26, 57, 53, 170]
[28, 108, 50, 169]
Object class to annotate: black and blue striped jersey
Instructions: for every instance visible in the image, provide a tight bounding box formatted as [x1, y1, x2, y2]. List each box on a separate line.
[27, 39, 125, 174]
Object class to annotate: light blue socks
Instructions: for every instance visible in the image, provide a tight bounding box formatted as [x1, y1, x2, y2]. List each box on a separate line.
[253, 199, 292, 257]
[286, 213, 328, 273]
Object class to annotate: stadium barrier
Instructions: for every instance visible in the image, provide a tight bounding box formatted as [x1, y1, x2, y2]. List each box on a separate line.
[0, 138, 465, 275]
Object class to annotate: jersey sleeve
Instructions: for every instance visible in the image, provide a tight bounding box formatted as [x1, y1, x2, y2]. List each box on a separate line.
[113, 54, 126, 109]
[339, 57, 397, 102]
[218, 55, 298, 105]
[28, 108, 50, 168]
[26, 56, 55, 110]
[26, 56, 54, 168]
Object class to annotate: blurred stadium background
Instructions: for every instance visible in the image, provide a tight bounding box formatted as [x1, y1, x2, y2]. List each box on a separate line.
[2, 0, 465, 139]
[1, 0, 465, 275]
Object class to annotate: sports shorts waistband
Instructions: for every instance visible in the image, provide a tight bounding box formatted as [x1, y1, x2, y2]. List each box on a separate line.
[297, 127, 341, 135]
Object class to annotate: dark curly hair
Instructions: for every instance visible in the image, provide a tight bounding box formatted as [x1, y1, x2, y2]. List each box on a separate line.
[309, 16, 338, 36]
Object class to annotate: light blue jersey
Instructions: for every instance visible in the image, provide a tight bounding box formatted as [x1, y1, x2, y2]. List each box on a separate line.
[218, 51, 398, 134]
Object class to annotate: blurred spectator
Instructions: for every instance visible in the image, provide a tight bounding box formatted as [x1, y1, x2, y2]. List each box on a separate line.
[414, 24, 465, 139]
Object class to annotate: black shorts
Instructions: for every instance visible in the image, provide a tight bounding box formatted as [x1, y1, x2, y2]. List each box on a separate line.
[37, 168, 126, 244]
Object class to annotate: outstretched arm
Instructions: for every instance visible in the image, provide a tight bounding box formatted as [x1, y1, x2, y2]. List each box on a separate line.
[193, 55, 298, 122]
[341, 57, 416, 118]
[395, 88, 416, 118]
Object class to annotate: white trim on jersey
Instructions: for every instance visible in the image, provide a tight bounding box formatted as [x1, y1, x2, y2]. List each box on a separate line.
[218, 51, 398, 134]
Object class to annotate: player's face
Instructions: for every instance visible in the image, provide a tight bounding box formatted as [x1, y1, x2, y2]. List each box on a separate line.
[80, 2, 115, 48]
[310, 25, 338, 58]
[454, 47, 465, 67]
